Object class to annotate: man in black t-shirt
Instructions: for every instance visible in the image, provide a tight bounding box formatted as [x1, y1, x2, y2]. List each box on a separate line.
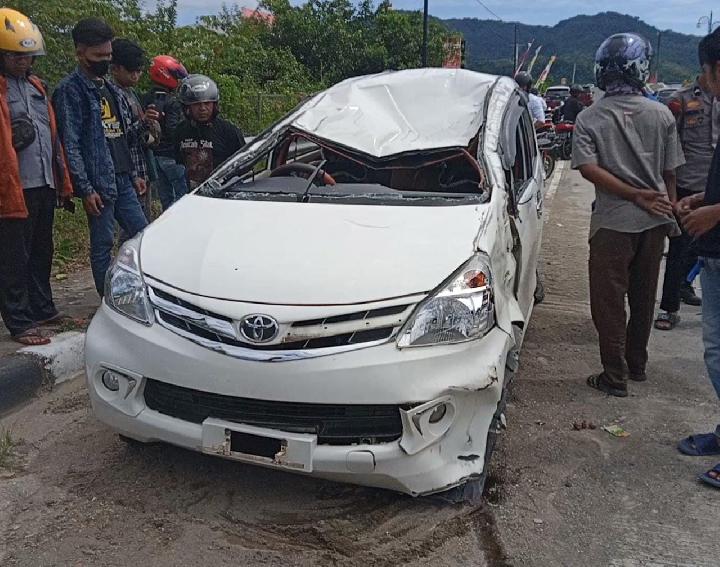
[560, 85, 585, 122]
[174, 74, 246, 188]
[676, 29, 720, 489]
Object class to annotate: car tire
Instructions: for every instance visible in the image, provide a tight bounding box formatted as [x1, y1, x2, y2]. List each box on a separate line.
[534, 279, 545, 304]
[432, 359, 516, 505]
[118, 434, 147, 448]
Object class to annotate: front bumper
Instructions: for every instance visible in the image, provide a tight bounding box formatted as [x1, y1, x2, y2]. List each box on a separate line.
[86, 304, 515, 496]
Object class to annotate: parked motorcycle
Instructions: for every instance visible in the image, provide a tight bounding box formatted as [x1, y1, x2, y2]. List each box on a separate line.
[554, 121, 575, 161]
[537, 128, 559, 180]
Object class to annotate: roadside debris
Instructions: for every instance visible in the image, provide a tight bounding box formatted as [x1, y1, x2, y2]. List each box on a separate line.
[571, 420, 597, 430]
[601, 424, 630, 438]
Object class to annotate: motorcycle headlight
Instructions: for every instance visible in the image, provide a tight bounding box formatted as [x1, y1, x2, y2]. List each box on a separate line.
[104, 235, 153, 325]
[397, 253, 495, 348]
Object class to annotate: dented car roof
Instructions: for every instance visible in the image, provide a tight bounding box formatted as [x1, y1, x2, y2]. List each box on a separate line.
[291, 69, 498, 158]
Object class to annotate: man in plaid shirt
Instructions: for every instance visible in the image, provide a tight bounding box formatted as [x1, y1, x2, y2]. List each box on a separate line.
[109, 38, 161, 222]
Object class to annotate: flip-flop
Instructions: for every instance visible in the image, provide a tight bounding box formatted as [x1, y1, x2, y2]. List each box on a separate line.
[654, 312, 679, 331]
[699, 463, 720, 488]
[12, 328, 51, 346]
[678, 433, 720, 456]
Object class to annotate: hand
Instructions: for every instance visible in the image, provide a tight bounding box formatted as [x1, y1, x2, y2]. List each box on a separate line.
[133, 178, 147, 196]
[83, 193, 104, 217]
[682, 205, 720, 238]
[144, 107, 160, 122]
[634, 190, 673, 218]
[675, 193, 705, 217]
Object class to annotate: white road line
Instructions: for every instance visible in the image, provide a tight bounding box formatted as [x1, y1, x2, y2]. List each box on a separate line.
[544, 160, 566, 203]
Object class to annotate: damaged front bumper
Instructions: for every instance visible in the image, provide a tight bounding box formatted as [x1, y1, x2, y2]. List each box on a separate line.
[86, 305, 515, 496]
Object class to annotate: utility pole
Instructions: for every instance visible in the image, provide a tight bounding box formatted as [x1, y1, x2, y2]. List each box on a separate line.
[422, 0, 429, 67]
[571, 63, 576, 84]
[656, 31, 662, 84]
[513, 24, 518, 76]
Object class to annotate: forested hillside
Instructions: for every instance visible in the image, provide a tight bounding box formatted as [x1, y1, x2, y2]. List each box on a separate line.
[446, 11, 700, 83]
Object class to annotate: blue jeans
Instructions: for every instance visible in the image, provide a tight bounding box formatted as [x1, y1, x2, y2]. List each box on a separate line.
[701, 258, 720, 437]
[88, 174, 148, 296]
[155, 156, 188, 211]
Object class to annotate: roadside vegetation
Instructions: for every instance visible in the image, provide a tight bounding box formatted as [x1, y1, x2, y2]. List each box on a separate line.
[0, 427, 17, 470]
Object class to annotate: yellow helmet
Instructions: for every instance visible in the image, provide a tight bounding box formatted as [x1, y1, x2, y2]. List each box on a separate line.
[0, 8, 45, 56]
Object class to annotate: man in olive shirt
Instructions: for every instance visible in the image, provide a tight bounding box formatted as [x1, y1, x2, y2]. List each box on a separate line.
[572, 33, 685, 397]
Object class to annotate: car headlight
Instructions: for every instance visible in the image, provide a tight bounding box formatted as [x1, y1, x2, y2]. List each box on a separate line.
[104, 235, 153, 325]
[397, 253, 494, 348]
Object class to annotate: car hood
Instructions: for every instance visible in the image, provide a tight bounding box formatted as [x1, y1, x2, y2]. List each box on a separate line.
[140, 195, 487, 305]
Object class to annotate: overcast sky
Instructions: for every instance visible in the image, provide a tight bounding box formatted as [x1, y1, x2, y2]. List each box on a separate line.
[169, 0, 713, 35]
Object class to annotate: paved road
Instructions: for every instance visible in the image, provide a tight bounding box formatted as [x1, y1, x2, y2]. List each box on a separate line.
[0, 166, 717, 566]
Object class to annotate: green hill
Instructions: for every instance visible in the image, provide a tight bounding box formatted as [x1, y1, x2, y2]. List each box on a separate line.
[444, 11, 700, 84]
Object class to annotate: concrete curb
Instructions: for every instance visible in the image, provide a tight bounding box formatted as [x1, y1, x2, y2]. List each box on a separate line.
[0, 331, 85, 415]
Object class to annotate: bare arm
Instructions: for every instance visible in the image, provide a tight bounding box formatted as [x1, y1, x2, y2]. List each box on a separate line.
[578, 163, 674, 217]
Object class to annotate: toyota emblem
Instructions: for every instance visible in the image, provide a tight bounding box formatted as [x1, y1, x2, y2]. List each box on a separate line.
[239, 314, 279, 344]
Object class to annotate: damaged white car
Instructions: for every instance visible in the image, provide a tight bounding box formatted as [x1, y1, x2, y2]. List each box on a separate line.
[85, 68, 544, 497]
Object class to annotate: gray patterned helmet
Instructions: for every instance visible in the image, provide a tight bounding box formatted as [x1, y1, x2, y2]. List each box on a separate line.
[594, 33, 653, 90]
[178, 74, 220, 105]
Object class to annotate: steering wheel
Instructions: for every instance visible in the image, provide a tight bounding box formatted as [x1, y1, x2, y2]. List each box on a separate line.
[269, 163, 336, 186]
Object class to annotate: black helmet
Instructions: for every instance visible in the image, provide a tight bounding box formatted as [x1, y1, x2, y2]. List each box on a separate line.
[515, 72, 533, 91]
[179, 74, 220, 105]
[594, 33, 652, 90]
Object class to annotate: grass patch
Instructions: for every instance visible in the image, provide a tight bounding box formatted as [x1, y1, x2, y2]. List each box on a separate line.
[0, 428, 17, 469]
[53, 208, 89, 273]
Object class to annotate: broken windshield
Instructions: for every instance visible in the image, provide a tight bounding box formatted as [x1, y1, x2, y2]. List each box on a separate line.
[198, 128, 491, 206]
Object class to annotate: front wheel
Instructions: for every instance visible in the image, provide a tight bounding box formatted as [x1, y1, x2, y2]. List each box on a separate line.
[543, 152, 556, 180]
[560, 138, 573, 161]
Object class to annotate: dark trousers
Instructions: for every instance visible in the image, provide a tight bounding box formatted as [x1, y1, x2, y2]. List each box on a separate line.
[659, 187, 699, 313]
[0, 187, 57, 336]
[88, 174, 148, 296]
[589, 226, 667, 388]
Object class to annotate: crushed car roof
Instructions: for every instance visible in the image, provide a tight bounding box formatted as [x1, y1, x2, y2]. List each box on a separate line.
[292, 69, 499, 158]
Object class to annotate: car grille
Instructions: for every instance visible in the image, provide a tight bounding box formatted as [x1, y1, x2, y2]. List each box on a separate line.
[147, 286, 413, 355]
[143, 378, 405, 445]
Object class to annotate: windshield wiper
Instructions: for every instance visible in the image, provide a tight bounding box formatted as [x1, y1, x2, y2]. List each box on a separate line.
[299, 160, 327, 203]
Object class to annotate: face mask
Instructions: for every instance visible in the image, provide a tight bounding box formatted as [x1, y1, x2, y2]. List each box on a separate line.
[88, 60, 110, 77]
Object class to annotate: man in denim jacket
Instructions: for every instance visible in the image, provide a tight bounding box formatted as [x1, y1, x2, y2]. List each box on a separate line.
[52, 18, 148, 295]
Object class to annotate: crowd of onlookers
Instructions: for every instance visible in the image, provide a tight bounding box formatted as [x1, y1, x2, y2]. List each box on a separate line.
[0, 10, 245, 346]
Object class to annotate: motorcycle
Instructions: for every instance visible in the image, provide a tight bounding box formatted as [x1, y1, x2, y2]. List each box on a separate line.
[554, 121, 575, 161]
[537, 127, 560, 180]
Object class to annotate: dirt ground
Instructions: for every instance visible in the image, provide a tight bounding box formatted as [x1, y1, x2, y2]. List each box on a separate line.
[1, 166, 718, 566]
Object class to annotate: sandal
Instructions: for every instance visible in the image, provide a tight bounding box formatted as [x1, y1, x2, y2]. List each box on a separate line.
[699, 463, 720, 488]
[678, 433, 720, 456]
[654, 312, 679, 331]
[12, 327, 51, 346]
[587, 373, 628, 398]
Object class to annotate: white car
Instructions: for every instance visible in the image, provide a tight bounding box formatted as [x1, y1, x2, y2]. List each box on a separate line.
[85, 69, 544, 497]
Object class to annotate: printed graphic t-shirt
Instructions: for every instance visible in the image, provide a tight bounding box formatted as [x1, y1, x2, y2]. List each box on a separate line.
[97, 81, 132, 175]
[174, 117, 246, 187]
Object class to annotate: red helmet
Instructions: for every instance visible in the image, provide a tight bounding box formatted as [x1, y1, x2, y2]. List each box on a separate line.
[149, 55, 188, 90]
